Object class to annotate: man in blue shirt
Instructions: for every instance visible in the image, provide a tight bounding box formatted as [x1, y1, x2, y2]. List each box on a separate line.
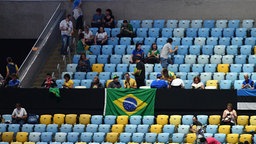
[242, 73, 254, 89]
[150, 74, 168, 88]
[8, 73, 20, 88]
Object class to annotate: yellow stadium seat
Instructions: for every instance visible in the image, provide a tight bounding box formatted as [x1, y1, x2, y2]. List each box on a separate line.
[92, 64, 104, 73]
[245, 125, 256, 132]
[186, 133, 197, 143]
[226, 133, 239, 144]
[79, 114, 91, 124]
[239, 134, 252, 143]
[218, 125, 231, 134]
[156, 115, 169, 125]
[150, 124, 163, 133]
[205, 80, 218, 89]
[53, 114, 66, 126]
[128, 143, 139, 144]
[24, 142, 35, 144]
[208, 115, 221, 125]
[111, 124, 124, 133]
[250, 115, 256, 125]
[105, 132, 119, 143]
[2, 132, 14, 142]
[39, 114, 52, 125]
[217, 64, 230, 73]
[16, 132, 29, 142]
[65, 114, 77, 125]
[75, 142, 87, 144]
[237, 115, 249, 126]
[116, 115, 129, 125]
[169, 115, 182, 127]
[106, 80, 112, 88]
[11, 142, 22, 144]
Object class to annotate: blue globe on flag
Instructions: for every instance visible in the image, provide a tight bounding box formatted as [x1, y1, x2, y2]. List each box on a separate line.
[123, 97, 137, 112]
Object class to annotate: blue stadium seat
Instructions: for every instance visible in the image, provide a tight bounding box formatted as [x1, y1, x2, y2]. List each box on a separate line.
[179, 64, 191, 72]
[132, 37, 144, 45]
[214, 45, 226, 55]
[181, 37, 193, 46]
[240, 45, 252, 55]
[122, 55, 131, 64]
[211, 28, 223, 37]
[234, 80, 244, 89]
[99, 72, 111, 81]
[214, 133, 226, 143]
[80, 132, 93, 143]
[131, 133, 145, 143]
[114, 45, 126, 55]
[97, 55, 109, 64]
[178, 20, 190, 28]
[141, 19, 153, 28]
[171, 133, 185, 143]
[235, 55, 247, 64]
[41, 132, 53, 142]
[194, 37, 206, 46]
[157, 133, 170, 143]
[216, 19, 228, 28]
[197, 55, 210, 64]
[111, 28, 120, 37]
[226, 72, 238, 82]
[177, 45, 189, 55]
[198, 28, 210, 37]
[56, 79, 64, 88]
[60, 124, 72, 133]
[189, 45, 201, 55]
[222, 55, 234, 64]
[243, 64, 255, 73]
[167, 64, 179, 73]
[90, 27, 98, 35]
[197, 115, 208, 125]
[46, 124, 58, 133]
[213, 72, 226, 81]
[80, 79, 92, 88]
[219, 80, 232, 89]
[120, 37, 132, 45]
[173, 28, 185, 37]
[92, 132, 105, 143]
[231, 125, 244, 134]
[129, 115, 142, 125]
[242, 19, 254, 29]
[29, 132, 41, 142]
[202, 45, 214, 55]
[86, 124, 99, 133]
[186, 28, 198, 38]
[67, 132, 79, 143]
[153, 19, 165, 28]
[104, 28, 111, 36]
[90, 45, 101, 55]
[34, 124, 46, 132]
[184, 80, 193, 89]
[86, 72, 98, 79]
[126, 45, 135, 54]
[141, 45, 151, 57]
[102, 45, 114, 55]
[156, 37, 168, 45]
[249, 55, 256, 64]
[145, 64, 154, 73]
[223, 28, 235, 37]
[142, 116, 155, 125]
[125, 124, 137, 133]
[104, 64, 116, 72]
[182, 115, 194, 125]
[107, 37, 119, 45]
[136, 28, 148, 38]
[204, 64, 217, 73]
[110, 55, 122, 64]
[228, 19, 240, 28]
[245, 37, 256, 46]
[173, 55, 185, 64]
[72, 54, 80, 64]
[103, 115, 116, 125]
[162, 124, 175, 134]
[192, 64, 204, 73]
[191, 19, 203, 28]
[210, 55, 222, 64]
[161, 28, 173, 37]
[73, 79, 81, 87]
[166, 19, 178, 28]
[87, 55, 97, 64]
[203, 20, 215, 28]
[144, 37, 156, 45]
[145, 133, 157, 143]
[250, 28, 256, 37]
[148, 28, 160, 38]
[231, 37, 244, 46]
[200, 72, 213, 82]
[21, 124, 34, 133]
[154, 63, 163, 72]
[116, 64, 128, 73]
[251, 73, 256, 80]
[206, 37, 218, 46]
[185, 55, 197, 64]
[226, 45, 239, 55]
[206, 125, 218, 134]
[235, 28, 247, 38]
[98, 124, 111, 133]
[0, 124, 7, 132]
[138, 124, 150, 133]
[73, 124, 85, 133]
[176, 72, 188, 80]
[130, 20, 141, 29]
[119, 132, 132, 143]
[172, 37, 181, 46]
[66, 64, 77, 73]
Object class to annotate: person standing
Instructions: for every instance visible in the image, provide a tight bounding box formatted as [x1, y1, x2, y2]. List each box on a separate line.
[160, 38, 178, 68]
[133, 56, 145, 88]
[59, 14, 73, 55]
[72, 0, 84, 32]
[5, 57, 19, 85]
[124, 72, 137, 88]
[12, 103, 27, 125]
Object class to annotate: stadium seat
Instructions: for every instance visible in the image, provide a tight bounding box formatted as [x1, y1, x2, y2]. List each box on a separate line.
[73, 124, 85, 133]
[131, 133, 145, 143]
[162, 124, 175, 134]
[121, 55, 130, 64]
[192, 64, 204, 73]
[54, 132, 67, 142]
[79, 114, 91, 125]
[203, 19, 215, 28]
[186, 133, 197, 143]
[235, 55, 247, 64]
[46, 124, 58, 133]
[141, 20, 153, 28]
[173, 55, 185, 64]
[98, 124, 111, 133]
[124, 124, 137, 133]
[228, 19, 240, 28]
[80, 132, 93, 143]
[234, 80, 243, 89]
[231, 37, 244, 46]
[8, 124, 20, 133]
[28, 132, 41, 142]
[219, 80, 232, 89]
[197, 55, 209, 64]
[214, 133, 226, 143]
[240, 45, 252, 55]
[161, 28, 173, 37]
[222, 55, 234, 64]
[251, 28, 256, 37]
[223, 28, 235, 37]
[148, 28, 160, 38]
[150, 124, 163, 133]
[105, 132, 119, 143]
[177, 45, 189, 55]
[89, 27, 98, 35]
[242, 64, 255, 73]
[104, 64, 116, 73]
[145, 133, 157, 143]
[216, 19, 228, 28]
[167, 64, 178, 73]
[172, 37, 181, 46]
[226, 45, 238, 55]
[60, 124, 73, 133]
[92, 64, 104, 73]
[61, 72, 73, 79]
[92, 132, 106, 143]
[156, 115, 169, 125]
[184, 55, 197, 64]
[189, 45, 201, 55]
[114, 45, 126, 55]
[169, 115, 182, 127]
[108, 37, 119, 45]
[214, 45, 226, 55]
[154, 63, 163, 72]
[120, 37, 132, 45]
[67, 132, 79, 143]
[245, 125, 256, 132]
[226, 133, 239, 144]
[74, 72, 86, 80]
[173, 28, 185, 37]
[198, 28, 210, 37]
[102, 45, 113, 55]
[40, 132, 53, 142]
[132, 37, 144, 45]
[218, 125, 231, 134]
[21, 124, 34, 133]
[96, 55, 109, 64]
[204, 64, 217, 73]
[178, 20, 190, 28]
[1, 132, 14, 142]
[66, 64, 77, 73]
[213, 72, 225, 81]
[194, 37, 206, 46]
[183, 80, 193, 89]
[166, 19, 178, 28]
[136, 124, 149, 133]
[85, 124, 98, 133]
[209, 115, 221, 125]
[142, 116, 155, 125]
[181, 37, 193, 46]
[235, 28, 247, 37]
[153, 19, 165, 28]
[187, 72, 198, 80]
[239, 134, 252, 143]
[217, 64, 229, 73]
[211, 28, 223, 37]
[200, 72, 212, 82]
[119, 132, 132, 143]
[80, 79, 92, 88]
[16, 132, 29, 142]
[110, 55, 122, 64]
[178, 64, 191, 73]
[90, 45, 101, 55]
[206, 124, 218, 134]
[116, 115, 129, 125]
[191, 19, 203, 28]
[171, 133, 185, 143]
[196, 115, 208, 125]
[130, 20, 141, 29]
[111, 28, 120, 37]
[136, 28, 148, 38]
[181, 115, 193, 125]
[157, 133, 170, 143]
[245, 37, 256, 46]
[226, 72, 238, 82]
[218, 37, 231, 46]
[202, 45, 214, 55]
[186, 28, 198, 38]
[231, 125, 244, 134]
[91, 115, 103, 125]
[116, 64, 128, 73]
[242, 19, 254, 29]
[206, 37, 218, 46]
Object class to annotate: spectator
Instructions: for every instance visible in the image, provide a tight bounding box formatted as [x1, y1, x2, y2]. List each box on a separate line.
[221, 103, 237, 126]
[12, 103, 27, 125]
[199, 137, 221, 144]
[108, 75, 122, 88]
[160, 38, 178, 68]
[82, 25, 94, 45]
[124, 72, 137, 88]
[94, 26, 108, 45]
[130, 43, 144, 64]
[103, 9, 115, 28]
[41, 73, 57, 88]
[117, 20, 136, 38]
[170, 75, 184, 88]
[145, 43, 160, 64]
[242, 73, 254, 89]
[76, 33, 86, 54]
[76, 53, 91, 72]
[59, 14, 73, 55]
[190, 116, 203, 133]
[90, 76, 104, 88]
[7, 73, 20, 88]
[91, 8, 105, 28]
[150, 73, 168, 88]
[62, 73, 74, 88]
[72, 0, 83, 31]
[5, 57, 19, 85]
[0, 73, 5, 88]
[161, 68, 175, 86]
[191, 76, 205, 89]
[133, 56, 145, 88]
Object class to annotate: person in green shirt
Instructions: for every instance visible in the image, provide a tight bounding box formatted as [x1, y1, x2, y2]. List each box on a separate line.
[145, 43, 160, 64]
[117, 20, 136, 38]
[76, 33, 91, 55]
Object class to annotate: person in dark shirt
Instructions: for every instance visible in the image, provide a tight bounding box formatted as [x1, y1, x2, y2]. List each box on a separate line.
[150, 74, 168, 88]
[5, 57, 19, 86]
[41, 73, 57, 88]
[103, 9, 115, 28]
[108, 75, 121, 88]
[90, 76, 104, 88]
[133, 56, 145, 88]
[117, 20, 136, 38]
[91, 8, 105, 28]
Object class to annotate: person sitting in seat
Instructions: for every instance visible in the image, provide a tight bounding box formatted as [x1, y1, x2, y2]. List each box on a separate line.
[124, 72, 137, 88]
[170, 75, 184, 89]
[41, 73, 57, 88]
[145, 43, 160, 64]
[12, 103, 27, 125]
[90, 76, 104, 88]
[76, 53, 91, 72]
[242, 73, 254, 89]
[191, 76, 205, 89]
[150, 73, 168, 88]
[63, 74, 74, 88]
[108, 75, 121, 88]
[94, 26, 108, 45]
[117, 20, 136, 38]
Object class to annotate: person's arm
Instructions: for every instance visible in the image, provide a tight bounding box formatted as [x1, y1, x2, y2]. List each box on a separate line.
[222, 110, 227, 120]
[130, 54, 134, 63]
[41, 80, 46, 87]
[101, 32, 108, 44]
[94, 33, 98, 44]
[169, 46, 178, 54]
[69, 81, 74, 88]
[22, 109, 27, 119]
[201, 82, 205, 89]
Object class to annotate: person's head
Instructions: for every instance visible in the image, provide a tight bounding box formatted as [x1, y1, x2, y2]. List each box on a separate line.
[244, 73, 249, 80]
[161, 68, 169, 77]
[135, 42, 142, 51]
[199, 137, 207, 143]
[193, 76, 201, 84]
[84, 25, 90, 32]
[66, 14, 72, 21]
[15, 103, 22, 110]
[193, 116, 198, 122]
[113, 75, 119, 82]
[80, 53, 86, 60]
[151, 43, 157, 50]
[96, 8, 102, 14]
[98, 26, 105, 33]
[105, 9, 112, 16]
[123, 20, 128, 27]
[46, 73, 52, 79]
[64, 73, 71, 81]
[134, 56, 141, 63]
[157, 73, 162, 79]
[244, 141, 250, 144]
[124, 72, 130, 80]
[93, 76, 100, 83]
[78, 32, 84, 40]
[227, 103, 233, 111]
[7, 57, 13, 63]
[167, 38, 173, 44]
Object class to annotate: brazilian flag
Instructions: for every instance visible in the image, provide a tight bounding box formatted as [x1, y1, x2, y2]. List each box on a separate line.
[104, 88, 156, 116]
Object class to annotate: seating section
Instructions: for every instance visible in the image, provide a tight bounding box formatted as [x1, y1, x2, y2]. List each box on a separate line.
[2, 114, 256, 143]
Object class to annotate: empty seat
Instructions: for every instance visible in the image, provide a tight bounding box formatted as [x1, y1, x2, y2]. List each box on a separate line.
[153, 19, 165, 28]
[194, 37, 206, 46]
[185, 55, 197, 64]
[166, 19, 178, 28]
[192, 64, 204, 73]
[203, 20, 215, 28]
[178, 20, 190, 28]
[242, 64, 255, 73]
[226, 45, 238, 55]
[218, 37, 231, 46]
[234, 80, 243, 89]
[110, 55, 122, 64]
[197, 55, 209, 64]
[204, 64, 217, 73]
[211, 28, 223, 37]
[136, 28, 148, 38]
[222, 55, 234, 64]
[217, 64, 230, 73]
[219, 80, 232, 89]
[210, 55, 222, 64]
[189, 45, 201, 55]
[148, 28, 160, 38]
[191, 19, 203, 28]
[214, 45, 226, 55]
[242, 19, 254, 29]
[213, 72, 225, 81]
[235, 55, 247, 64]
[186, 28, 198, 38]
[141, 20, 153, 28]
[235, 28, 247, 37]
[130, 20, 141, 29]
[173, 55, 185, 64]
[187, 72, 199, 80]
[181, 37, 193, 46]
[198, 28, 210, 37]
[223, 28, 235, 37]
[120, 37, 132, 45]
[177, 45, 189, 55]
[206, 37, 218, 46]
[240, 45, 252, 55]
[104, 64, 116, 73]
[173, 28, 185, 37]
[231, 37, 244, 46]
[216, 19, 228, 28]
[161, 28, 173, 38]
[228, 19, 240, 28]
[202, 45, 214, 55]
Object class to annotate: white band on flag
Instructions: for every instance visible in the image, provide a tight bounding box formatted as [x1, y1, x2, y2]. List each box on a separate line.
[237, 102, 256, 110]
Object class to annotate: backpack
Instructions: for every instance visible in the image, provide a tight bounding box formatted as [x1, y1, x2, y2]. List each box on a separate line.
[27, 114, 39, 124]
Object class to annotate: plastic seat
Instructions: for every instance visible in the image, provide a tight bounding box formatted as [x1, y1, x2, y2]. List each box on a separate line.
[16, 132, 29, 142]
[119, 132, 132, 143]
[80, 132, 93, 142]
[239, 134, 252, 143]
[74, 72, 86, 80]
[203, 20, 215, 28]
[243, 64, 255, 73]
[166, 19, 178, 28]
[223, 28, 235, 37]
[1, 132, 14, 142]
[156, 115, 169, 125]
[200, 72, 213, 83]
[121, 55, 130, 64]
[240, 45, 252, 55]
[245, 125, 256, 132]
[231, 37, 244, 46]
[245, 37, 256, 46]
[150, 124, 163, 133]
[97, 55, 109, 64]
[187, 72, 199, 80]
[231, 125, 244, 134]
[204, 64, 217, 73]
[72, 55, 80, 64]
[189, 45, 201, 55]
[191, 19, 203, 28]
[217, 64, 229, 73]
[161, 28, 173, 37]
[114, 45, 126, 55]
[86, 72, 98, 80]
[21, 124, 34, 133]
[179, 64, 191, 73]
[99, 72, 111, 81]
[153, 19, 165, 28]
[156, 37, 168, 45]
[104, 64, 116, 73]
[0, 124, 7, 132]
[177, 45, 189, 55]
[183, 80, 193, 89]
[196, 55, 209, 64]
[128, 115, 142, 125]
[86, 124, 98, 133]
[176, 72, 188, 80]
[34, 124, 46, 132]
[137, 124, 149, 133]
[154, 63, 163, 72]
[46, 124, 58, 133]
[80, 79, 92, 88]
[105, 132, 119, 143]
[92, 132, 105, 143]
[107, 37, 119, 45]
[66, 132, 79, 143]
[228, 19, 240, 28]
[196, 115, 208, 125]
[144, 37, 156, 45]
[91, 115, 103, 125]
[28, 132, 41, 142]
[130, 20, 141, 29]
[173, 55, 184, 64]
[216, 19, 228, 28]
[211, 28, 223, 37]
[169, 115, 182, 127]
[214, 133, 226, 143]
[53, 114, 65, 126]
[226, 72, 238, 82]
[181, 37, 193, 46]
[73, 124, 85, 133]
[242, 19, 254, 29]
[184, 55, 197, 64]
[111, 28, 120, 37]
[120, 37, 132, 45]
[92, 64, 104, 72]
[148, 28, 160, 38]
[98, 124, 111, 133]
[132, 37, 144, 45]
[116, 115, 129, 125]
[145, 133, 157, 143]
[102, 45, 113, 55]
[8, 124, 20, 133]
[66, 64, 77, 73]
[235, 55, 247, 64]
[218, 37, 231, 46]
[162, 124, 175, 135]
[214, 45, 226, 55]
[136, 28, 148, 38]
[61, 72, 73, 79]
[60, 124, 72, 133]
[116, 64, 128, 73]
[144, 64, 154, 73]
[54, 132, 67, 142]
[202, 45, 214, 55]
[194, 37, 206, 46]
[218, 125, 231, 134]
[226, 45, 238, 55]
[235, 28, 247, 37]
[111, 124, 124, 133]
[171, 133, 185, 143]
[157, 133, 170, 143]
[90, 45, 101, 55]
[192, 64, 204, 73]
[181, 115, 193, 125]
[128, 64, 136, 72]
[252, 72, 256, 80]
[172, 37, 181, 46]
[173, 28, 185, 37]
[205, 124, 218, 134]
[198, 28, 210, 37]
[222, 55, 234, 64]
[142, 116, 155, 125]
[167, 64, 179, 73]
[104, 115, 116, 125]
[141, 20, 153, 28]
[226, 133, 239, 144]
[178, 20, 190, 28]
[124, 124, 137, 133]
[219, 80, 232, 89]
[132, 133, 145, 143]
[205, 80, 218, 89]
[186, 133, 197, 143]
[208, 115, 221, 125]
[186, 28, 198, 38]
[234, 80, 243, 89]
[40, 132, 53, 142]
[251, 28, 256, 37]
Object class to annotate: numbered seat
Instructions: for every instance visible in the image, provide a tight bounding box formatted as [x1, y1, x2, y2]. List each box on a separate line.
[228, 19, 240, 28]
[242, 19, 254, 29]
[194, 37, 206, 46]
[226, 45, 238, 55]
[198, 28, 210, 37]
[173, 28, 185, 37]
[231, 37, 244, 46]
[235, 28, 247, 37]
[161, 28, 173, 37]
[203, 19, 215, 28]
[178, 20, 190, 28]
[219, 80, 232, 89]
[218, 37, 231, 46]
[181, 37, 193, 46]
[136, 28, 148, 38]
[153, 19, 165, 28]
[148, 28, 160, 38]
[141, 20, 153, 28]
[189, 45, 201, 55]
[223, 28, 235, 37]
[191, 19, 203, 28]
[186, 28, 198, 38]
[202, 45, 214, 55]
[211, 28, 223, 37]
[166, 19, 178, 28]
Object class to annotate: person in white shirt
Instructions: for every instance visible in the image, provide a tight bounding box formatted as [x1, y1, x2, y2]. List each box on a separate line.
[170, 75, 184, 89]
[12, 103, 27, 125]
[191, 76, 205, 89]
[59, 14, 73, 55]
[94, 26, 108, 45]
[160, 38, 178, 68]
[82, 25, 94, 45]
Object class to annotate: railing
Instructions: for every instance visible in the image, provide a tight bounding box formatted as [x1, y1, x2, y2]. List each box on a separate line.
[19, 2, 65, 88]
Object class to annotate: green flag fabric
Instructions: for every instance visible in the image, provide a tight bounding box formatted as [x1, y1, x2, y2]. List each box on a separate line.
[49, 87, 60, 97]
[104, 88, 156, 116]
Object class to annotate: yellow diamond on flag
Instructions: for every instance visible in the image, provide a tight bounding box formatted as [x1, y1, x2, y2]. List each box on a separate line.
[113, 94, 148, 116]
